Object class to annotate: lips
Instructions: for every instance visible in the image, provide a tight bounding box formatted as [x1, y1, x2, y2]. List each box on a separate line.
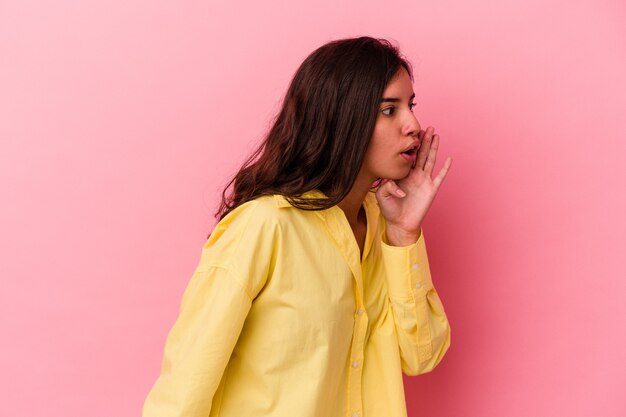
[400, 142, 420, 166]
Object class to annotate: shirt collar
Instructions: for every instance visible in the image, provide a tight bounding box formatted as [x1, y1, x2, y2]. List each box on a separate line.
[273, 189, 379, 212]
[273, 189, 329, 208]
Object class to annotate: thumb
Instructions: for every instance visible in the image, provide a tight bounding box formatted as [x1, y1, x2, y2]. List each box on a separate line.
[376, 179, 406, 200]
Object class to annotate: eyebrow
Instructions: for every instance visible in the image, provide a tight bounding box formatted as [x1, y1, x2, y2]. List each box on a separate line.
[380, 93, 416, 103]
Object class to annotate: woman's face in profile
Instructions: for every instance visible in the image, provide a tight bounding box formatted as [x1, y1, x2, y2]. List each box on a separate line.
[361, 68, 422, 182]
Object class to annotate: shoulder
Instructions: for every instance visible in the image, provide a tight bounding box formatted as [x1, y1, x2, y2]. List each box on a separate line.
[205, 196, 281, 250]
[175, 196, 280, 299]
[196, 196, 285, 294]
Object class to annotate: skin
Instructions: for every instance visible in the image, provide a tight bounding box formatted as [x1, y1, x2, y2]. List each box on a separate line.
[337, 68, 453, 252]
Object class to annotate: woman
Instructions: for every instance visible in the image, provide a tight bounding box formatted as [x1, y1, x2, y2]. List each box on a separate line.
[143, 36, 452, 417]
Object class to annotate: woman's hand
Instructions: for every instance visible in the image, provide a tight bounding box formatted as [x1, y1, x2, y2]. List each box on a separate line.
[376, 126, 452, 246]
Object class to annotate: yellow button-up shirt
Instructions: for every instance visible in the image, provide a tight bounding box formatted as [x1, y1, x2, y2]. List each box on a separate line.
[143, 190, 451, 417]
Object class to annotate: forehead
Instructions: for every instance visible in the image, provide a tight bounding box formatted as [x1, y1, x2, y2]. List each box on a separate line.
[383, 68, 413, 96]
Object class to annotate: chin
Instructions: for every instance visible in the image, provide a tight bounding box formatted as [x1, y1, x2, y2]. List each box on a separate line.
[380, 167, 411, 181]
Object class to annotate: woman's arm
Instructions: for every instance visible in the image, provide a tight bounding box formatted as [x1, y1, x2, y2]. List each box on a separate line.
[143, 199, 276, 416]
[373, 127, 452, 375]
[143, 265, 253, 417]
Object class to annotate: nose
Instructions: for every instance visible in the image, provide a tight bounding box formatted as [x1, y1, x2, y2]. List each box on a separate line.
[402, 112, 421, 138]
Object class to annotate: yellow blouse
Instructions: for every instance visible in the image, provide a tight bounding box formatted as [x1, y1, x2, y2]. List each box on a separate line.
[143, 190, 451, 417]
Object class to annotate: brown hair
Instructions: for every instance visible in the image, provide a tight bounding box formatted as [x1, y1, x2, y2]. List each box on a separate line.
[215, 36, 412, 224]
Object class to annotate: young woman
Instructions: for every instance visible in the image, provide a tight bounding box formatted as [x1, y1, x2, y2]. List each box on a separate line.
[143, 36, 452, 417]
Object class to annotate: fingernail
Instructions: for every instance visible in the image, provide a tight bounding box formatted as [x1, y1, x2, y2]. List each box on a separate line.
[396, 189, 406, 197]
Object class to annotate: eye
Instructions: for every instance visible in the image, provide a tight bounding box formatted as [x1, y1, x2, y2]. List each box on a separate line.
[409, 101, 417, 111]
[381, 106, 395, 116]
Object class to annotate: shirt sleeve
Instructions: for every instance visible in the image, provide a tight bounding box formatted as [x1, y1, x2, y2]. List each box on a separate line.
[380, 230, 451, 376]
[143, 199, 278, 416]
[142, 265, 253, 417]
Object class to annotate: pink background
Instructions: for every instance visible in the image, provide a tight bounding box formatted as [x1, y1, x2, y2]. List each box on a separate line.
[1, 1, 625, 416]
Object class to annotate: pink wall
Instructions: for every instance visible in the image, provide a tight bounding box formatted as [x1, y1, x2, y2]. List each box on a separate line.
[1, 1, 625, 416]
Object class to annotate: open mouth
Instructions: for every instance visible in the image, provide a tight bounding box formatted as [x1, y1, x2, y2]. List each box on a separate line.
[401, 146, 418, 156]
[400, 143, 419, 167]
[401, 141, 420, 156]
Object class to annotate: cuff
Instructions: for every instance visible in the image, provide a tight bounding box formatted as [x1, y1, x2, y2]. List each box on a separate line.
[380, 231, 434, 299]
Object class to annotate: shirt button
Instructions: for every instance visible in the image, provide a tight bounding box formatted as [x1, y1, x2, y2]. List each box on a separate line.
[415, 282, 421, 289]
[356, 309, 364, 315]
[352, 360, 359, 368]
[412, 263, 419, 270]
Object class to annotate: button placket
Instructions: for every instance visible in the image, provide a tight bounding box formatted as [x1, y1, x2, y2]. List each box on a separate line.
[347, 302, 367, 417]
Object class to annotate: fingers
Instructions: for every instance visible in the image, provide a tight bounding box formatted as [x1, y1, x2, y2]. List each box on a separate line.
[376, 179, 406, 199]
[432, 156, 452, 189]
[415, 127, 435, 170]
[423, 133, 439, 176]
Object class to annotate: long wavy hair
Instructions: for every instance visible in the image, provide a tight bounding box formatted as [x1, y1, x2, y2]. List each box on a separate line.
[215, 36, 413, 224]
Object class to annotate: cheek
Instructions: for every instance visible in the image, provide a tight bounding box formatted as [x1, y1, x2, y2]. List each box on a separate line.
[367, 134, 392, 159]
[363, 140, 382, 164]
[368, 127, 387, 150]
[362, 144, 394, 177]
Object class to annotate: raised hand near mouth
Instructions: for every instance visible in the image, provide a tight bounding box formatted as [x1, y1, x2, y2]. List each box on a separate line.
[375, 126, 453, 246]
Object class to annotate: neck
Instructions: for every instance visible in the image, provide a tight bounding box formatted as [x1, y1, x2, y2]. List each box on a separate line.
[337, 171, 375, 227]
